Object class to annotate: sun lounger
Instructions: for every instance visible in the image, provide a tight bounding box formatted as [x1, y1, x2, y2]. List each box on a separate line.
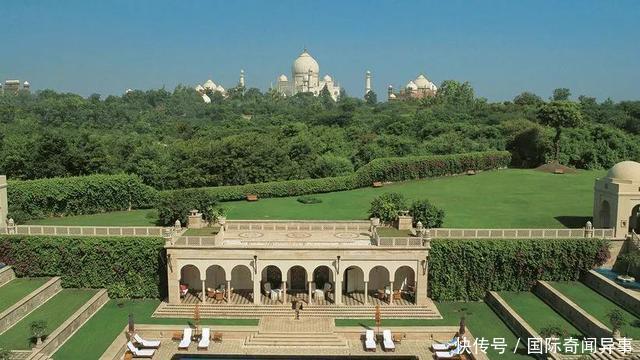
[364, 329, 376, 351]
[432, 335, 458, 351]
[435, 348, 462, 359]
[133, 333, 161, 348]
[382, 329, 395, 352]
[178, 327, 192, 350]
[198, 328, 210, 349]
[127, 342, 155, 358]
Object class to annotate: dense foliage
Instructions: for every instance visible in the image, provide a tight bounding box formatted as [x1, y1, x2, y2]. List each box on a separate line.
[409, 199, 445, 228]
[156, 188, 218, 225]
[8, 174, 157, 222]
[1, 83, 639, 190]
[0, 235, 166, 298]
[369, 193, 407, 223]
[428, 238, 610, 301]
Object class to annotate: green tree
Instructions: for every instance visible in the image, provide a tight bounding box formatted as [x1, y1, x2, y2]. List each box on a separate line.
[364, 90, 378, 105]
[30, 320, 48, 345]
[618, 251, 640, 275]
[607, 309, 626, 337]
[409, 199, 445, 228]
[156, 189, 218, 225]
[369, 193, 407, 224]
[319, 84, 334, 108]
[513, 92, 543, 106]
[552, 88, 571, 101]
[536, 101, 583, 161]
[0, 347, 10, 360]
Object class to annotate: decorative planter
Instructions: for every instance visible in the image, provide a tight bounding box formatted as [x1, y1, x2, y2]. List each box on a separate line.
[370, 217, 380, 227]
[218, 216, 226, 226]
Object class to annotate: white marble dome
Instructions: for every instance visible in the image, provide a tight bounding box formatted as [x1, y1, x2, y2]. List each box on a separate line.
[203, 79, 216, 90]
[414, 74, 430, 88]
[292, 50, 319, 75]
[279, 74, 288, 81]
[195, 84, 204, 92]
[607, 161, 640, 181]
[406, 80, 418, 91]
[216, 84, 225, 93]
[323, 74, 332, 82]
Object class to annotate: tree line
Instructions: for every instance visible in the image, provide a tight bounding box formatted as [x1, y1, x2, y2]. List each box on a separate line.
[1, 82, 639, 190]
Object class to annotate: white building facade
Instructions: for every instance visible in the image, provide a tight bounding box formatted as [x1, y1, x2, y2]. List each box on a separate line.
[276, 49, 341, 101]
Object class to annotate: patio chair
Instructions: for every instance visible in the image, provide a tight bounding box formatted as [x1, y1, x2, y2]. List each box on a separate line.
[214, 291, 224, 301]
[432, 335, 458, 351]
[263, 282, 272, 295]
[126, 342, 155, 358]
[180, 284, 189, 297]
[133, 333, 160, 348]
[382, 329, 395, 352]
[178, 327, 192, 350]
[198, 328, 210, 350]
[364, 329, 376, 351]
[393, 289, 402, 301]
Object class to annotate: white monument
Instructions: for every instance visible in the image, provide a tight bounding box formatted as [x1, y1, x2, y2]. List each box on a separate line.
[593, 161, 640, 238]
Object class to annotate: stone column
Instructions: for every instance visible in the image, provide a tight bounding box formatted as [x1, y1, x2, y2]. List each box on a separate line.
[416, 260, 428, 305]
[389, 281, 394, 305]
[334, 276, 342, 305]
[253, 276, 261, 305]
[226, 280, 231, 303]
[167, 254, 180, 304]
[308, 281, 313, 304]
[364, 281, 369, 305]
[282, 281, 287, 304]
[201, 279, 206, 303]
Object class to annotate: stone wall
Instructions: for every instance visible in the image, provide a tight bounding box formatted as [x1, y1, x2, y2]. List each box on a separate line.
[582, 270, 640, 317]
[486, 292, 541, 352]
[534, 281, 611, 338]
[0, 277, 61, 334]
[0, 265, 15, 287]
[30, 289, 109, 358]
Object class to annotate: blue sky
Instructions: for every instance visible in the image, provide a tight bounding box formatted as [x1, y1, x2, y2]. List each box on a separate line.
[1, 0, 639, 101]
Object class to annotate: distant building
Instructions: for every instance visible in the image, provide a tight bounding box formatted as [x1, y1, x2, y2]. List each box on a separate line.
[194, 70, 246, 103]
[387, 74, 437, 101]
[2, 80, 30, 94]
[275, 49, 341, 101]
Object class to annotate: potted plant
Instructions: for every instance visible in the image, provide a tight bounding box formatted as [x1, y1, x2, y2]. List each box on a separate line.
[607, 309, 626, 338]
[618, 251, 640, 282]
[30, 320, 48, 346]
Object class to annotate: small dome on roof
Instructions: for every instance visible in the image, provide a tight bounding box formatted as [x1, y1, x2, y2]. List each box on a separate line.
[203, 79, 216, 90]
[406, 80, 418, 91]
[323, 74, 332, 82]
[195, 84, 204, 92]
[23, 81, 30, 86]
[216, 84, 225, 93]
[389, 93, 397, 99]
[607, 161, 640, 181]
[278, 74, 288, 81]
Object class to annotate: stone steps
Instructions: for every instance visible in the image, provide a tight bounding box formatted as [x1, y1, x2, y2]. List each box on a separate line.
[244, 331, 347, 348]
[154, 303, 440, 319]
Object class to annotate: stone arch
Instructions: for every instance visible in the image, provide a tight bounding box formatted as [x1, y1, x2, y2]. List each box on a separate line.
[599, 200, 611, 228]
[231, 264, 253, 290]
[393, 266, 415, 291]
[312, 265, 334, 291]
[205, 265, 226, 291]
[369, 266, 390, 291]
[343, 265, 365, 293]
[261, 265, 282, 291]
[287, 265, 308, 291]
[180, 264, 201, 292]
[629, 204, 640, 233]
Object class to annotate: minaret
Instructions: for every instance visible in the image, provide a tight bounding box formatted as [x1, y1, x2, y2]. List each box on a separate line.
[239, 69, 245, 87]
[365, 70, 372, 96]
[388, 85, 394, 100]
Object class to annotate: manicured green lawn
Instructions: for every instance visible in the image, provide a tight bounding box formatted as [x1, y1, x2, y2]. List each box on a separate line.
[336, 301, 532, 359]
[0, 278, 49, 314]
[182, 227, 220, 236]
[27, 169, 602, 228]
[26, 209, 159, 226]
[550, 281, 640, 338]
[499, 291, 584, 341]
[53, 299, 258, 360]
[0, 289, 97, 350]
[376, 228, 414, 237]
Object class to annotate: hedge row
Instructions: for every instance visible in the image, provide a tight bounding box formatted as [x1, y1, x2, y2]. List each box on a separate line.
[428, 238, 610, 301]
[8, 174, 158, 221]
[165, 151, 511, 202]
[0, 235, 166, 298]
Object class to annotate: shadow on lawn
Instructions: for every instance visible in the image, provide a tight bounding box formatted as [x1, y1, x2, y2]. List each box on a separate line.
[554, 216, 592, 228]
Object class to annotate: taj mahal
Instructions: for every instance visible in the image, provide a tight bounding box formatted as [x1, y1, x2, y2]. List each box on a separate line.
[194, 48, 438, 102]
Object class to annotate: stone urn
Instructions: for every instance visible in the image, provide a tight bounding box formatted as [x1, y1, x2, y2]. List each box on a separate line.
[370, 217, 380, 227]
[218, 216, 226, 226]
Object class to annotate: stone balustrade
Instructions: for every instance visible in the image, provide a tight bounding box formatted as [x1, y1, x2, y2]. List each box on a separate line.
[1, 225, 167, 237]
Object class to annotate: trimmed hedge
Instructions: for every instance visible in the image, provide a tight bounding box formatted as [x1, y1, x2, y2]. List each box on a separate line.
[166, 151, 511, 202]
[8, 174, 158, 221]
[0, 235, 166, 298]
[428, 238, 610, 301]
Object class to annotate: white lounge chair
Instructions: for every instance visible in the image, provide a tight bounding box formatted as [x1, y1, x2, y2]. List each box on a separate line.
[364, 329, 376, 351]
[178, 327, 192, 350]
[133, 333, 161, 348]
[126, 342, 155, 358]
[198, 328, 210, 349]
[436, 347, 462, 359]
[382, 329, 395, 352]
[432, 335, 458, 351]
